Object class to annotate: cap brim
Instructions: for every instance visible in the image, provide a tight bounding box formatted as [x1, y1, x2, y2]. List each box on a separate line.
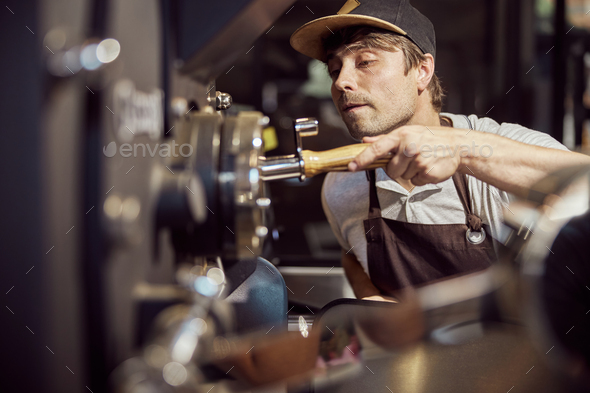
[290, 14, 407, 62]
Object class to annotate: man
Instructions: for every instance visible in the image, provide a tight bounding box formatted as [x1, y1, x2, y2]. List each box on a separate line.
[290, 0, 590, 300]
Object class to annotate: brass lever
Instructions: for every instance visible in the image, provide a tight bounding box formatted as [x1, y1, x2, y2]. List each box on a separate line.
[301, 144, 392, 178]
[259, 117, 391, 181]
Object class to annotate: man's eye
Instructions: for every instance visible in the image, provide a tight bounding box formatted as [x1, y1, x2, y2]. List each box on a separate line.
[359, 60, 375, 67]
[330, 69, 340, 78]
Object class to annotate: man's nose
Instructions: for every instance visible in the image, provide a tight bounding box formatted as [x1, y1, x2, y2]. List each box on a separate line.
[334, 66, 358, 92]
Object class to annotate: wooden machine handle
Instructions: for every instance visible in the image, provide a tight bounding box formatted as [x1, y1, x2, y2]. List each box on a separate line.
[301, 144, 392, 178]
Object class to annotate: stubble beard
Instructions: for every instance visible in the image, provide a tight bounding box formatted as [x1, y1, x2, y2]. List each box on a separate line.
[342, 105, 413, 141]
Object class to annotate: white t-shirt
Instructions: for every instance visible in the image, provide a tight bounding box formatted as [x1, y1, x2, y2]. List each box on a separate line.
[321, 113, 570, 276]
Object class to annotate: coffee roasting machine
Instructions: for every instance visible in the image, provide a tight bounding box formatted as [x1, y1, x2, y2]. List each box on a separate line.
[2, 1, 590, 392]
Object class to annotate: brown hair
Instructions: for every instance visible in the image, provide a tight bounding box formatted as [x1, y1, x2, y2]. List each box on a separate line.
[323, 26, 445, 112]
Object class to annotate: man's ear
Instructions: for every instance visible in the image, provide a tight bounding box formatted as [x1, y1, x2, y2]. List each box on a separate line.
[416, 54, 435, 92]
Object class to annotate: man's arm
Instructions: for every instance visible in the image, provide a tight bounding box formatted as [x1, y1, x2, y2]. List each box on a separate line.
[322, 175, 395, 301]
[454, 131, 587, 197]
[349, 125, 590, 197]
[341, 249, 381, 299]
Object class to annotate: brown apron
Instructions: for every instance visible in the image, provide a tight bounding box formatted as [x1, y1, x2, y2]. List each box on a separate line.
[364, 169, 497, 295]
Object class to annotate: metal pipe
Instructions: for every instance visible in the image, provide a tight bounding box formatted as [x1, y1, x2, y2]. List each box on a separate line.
[258, 154, 302, 181]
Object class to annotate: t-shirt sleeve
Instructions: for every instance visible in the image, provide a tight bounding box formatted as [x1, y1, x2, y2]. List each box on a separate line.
[321, 174, 351, 251]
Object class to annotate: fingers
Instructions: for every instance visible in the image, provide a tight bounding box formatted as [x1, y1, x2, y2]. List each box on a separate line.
[409, 172, 429, 186]
[386, 141, 418, 180]
[349, 133, 400, 171]
[401, 155, 429, 182]
[351, 126, 459, 185]
[362, 135, 385, 143]
[362, 295, 398, 303]
[408, 163, 454, 186]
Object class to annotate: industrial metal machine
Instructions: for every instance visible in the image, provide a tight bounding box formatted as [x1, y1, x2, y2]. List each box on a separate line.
[2, 0, 590, 392]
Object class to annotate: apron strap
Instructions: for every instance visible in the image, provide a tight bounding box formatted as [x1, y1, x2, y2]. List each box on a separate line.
[452, 172, 483, 231]
[450, 116, 483, 231]
[367, 169, 382, 219]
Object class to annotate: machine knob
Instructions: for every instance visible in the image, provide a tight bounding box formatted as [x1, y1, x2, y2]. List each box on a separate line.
[294, 118, 319, 137]
[215, 91, 232, 110]
[292, 117, 319, 181]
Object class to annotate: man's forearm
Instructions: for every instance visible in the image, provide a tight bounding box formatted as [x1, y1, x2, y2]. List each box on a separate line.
[455, 131, 590, 197]
[341, 250, 381, 299]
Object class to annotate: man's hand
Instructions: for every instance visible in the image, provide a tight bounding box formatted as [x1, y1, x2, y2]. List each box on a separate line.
[348, 125, 463, 186]
[361, 295, 398, 303]
[348, 124, 590, 196]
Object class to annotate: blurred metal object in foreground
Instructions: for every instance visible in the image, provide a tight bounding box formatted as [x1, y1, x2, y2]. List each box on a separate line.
[502, 164, 590, 390]
[1, 0, 293, 392]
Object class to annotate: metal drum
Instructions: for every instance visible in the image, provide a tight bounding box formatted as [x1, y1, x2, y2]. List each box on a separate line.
[166, 111, 270, 261]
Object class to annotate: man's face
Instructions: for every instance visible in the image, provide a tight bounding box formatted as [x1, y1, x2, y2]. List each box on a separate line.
[327, 43, 418, 140]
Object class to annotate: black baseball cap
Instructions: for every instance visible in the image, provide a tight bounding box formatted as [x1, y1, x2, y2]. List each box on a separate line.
[290, 0, 436, 62]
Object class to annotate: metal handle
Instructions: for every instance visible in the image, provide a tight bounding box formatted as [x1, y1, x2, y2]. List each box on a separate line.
[293, 117, 319, 181]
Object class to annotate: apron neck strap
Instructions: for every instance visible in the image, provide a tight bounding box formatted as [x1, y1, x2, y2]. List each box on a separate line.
[367, 169, 382, 219]
[452, 172, 483, 231]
